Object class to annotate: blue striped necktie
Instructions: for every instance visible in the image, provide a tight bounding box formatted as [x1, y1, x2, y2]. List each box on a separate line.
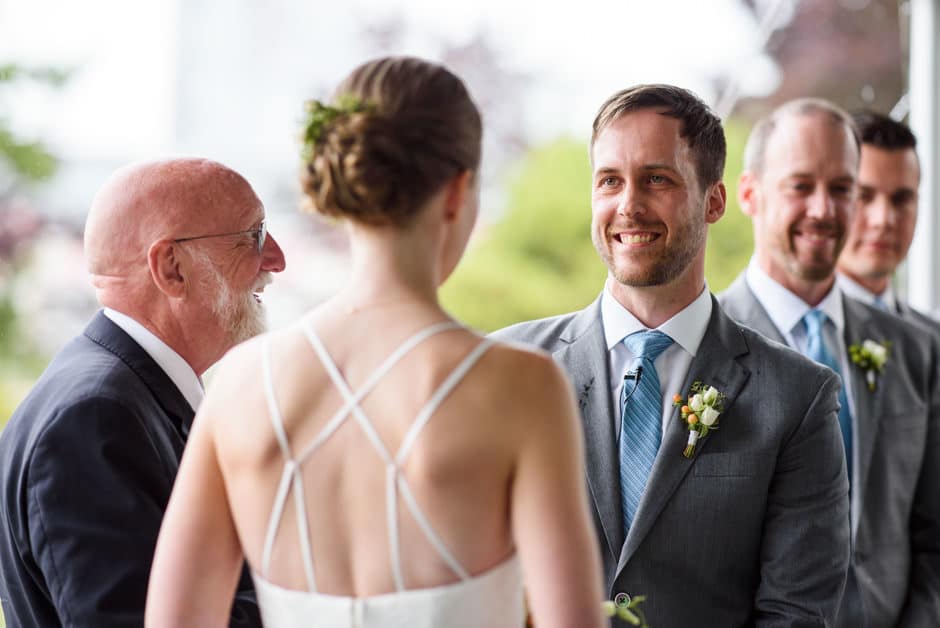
[802, 310, 853, 480]
[619, 330, 674, 536]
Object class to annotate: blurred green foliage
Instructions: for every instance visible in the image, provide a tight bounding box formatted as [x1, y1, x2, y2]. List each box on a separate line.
[441, 118, 755, 331]
[0, 63, 66, 184]
[0, 62, 67, 429]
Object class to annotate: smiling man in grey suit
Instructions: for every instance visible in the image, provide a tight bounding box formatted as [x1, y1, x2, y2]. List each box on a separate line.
[720, 98, 940, 627]
[495, 85, 850, 627]
[837, 111, 940, 334]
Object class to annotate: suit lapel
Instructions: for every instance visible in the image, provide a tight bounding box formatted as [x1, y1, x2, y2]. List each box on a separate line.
[553, 299, 623, 560]
[617, 299, 751, 572]
[721, 275, 787, 344]
[83, 311, 196, 437]
[841, 297, 884, 538]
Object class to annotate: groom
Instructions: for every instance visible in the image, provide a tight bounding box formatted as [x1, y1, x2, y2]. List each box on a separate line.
[495, 85, 850, 626]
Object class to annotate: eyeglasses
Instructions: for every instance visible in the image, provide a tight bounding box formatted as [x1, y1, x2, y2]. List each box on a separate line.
[174, 220, 267, 254]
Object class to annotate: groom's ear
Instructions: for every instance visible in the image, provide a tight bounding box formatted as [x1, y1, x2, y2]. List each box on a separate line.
[442, 170, 473, 223]
[705, 181, 726, 224]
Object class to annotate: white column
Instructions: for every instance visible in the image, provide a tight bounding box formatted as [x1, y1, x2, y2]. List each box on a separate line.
[906, 0, 940, 312]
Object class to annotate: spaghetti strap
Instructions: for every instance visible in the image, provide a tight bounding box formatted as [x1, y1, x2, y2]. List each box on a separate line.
[396, 338, 496, 463]
[296, 320, 461, 464]
[259, 319, 496, 594]
[260, 340, 317, 590]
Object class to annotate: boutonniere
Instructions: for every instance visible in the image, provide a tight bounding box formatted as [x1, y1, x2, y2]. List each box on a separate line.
[526, 594, 649, 627]
[848, 339, 891, 391]
[602, 595, 649, 627]
[673, 381, 725, 458]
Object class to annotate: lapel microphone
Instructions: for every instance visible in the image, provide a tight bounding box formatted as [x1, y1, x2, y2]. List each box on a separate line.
[623, 366, 643, 403]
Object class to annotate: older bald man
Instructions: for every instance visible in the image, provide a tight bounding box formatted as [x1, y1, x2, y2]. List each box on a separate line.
[0, 159, 285, 627]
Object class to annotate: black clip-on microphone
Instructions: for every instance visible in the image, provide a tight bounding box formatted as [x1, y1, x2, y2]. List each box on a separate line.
[622, 365, 643, 404]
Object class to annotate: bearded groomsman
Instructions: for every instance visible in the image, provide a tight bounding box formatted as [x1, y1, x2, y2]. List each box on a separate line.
[720, 98, 940, 627]
[497, 85, 850, 627]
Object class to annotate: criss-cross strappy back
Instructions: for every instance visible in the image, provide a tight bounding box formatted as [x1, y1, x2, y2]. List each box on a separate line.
[250, 320, 524, 628]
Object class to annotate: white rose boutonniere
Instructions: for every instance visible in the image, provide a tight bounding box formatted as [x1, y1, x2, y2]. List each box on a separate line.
[848, 339, 891, 391]
[673, 381, 726, 458]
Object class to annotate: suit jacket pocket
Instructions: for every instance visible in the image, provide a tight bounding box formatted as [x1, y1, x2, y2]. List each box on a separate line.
[693, 452, 759, 477]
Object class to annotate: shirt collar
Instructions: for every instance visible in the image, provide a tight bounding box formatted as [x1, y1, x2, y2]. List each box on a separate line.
[746, 259, 845, 336]
[601, 281, 713, 356]
[836, 272, 898, 312]
[103, 308, 205, 412]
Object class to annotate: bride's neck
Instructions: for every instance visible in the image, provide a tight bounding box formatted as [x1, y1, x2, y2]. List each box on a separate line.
[342, 222, 442, 311]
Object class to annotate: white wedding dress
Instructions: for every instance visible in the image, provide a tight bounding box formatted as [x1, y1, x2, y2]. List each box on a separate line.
[252, 321, 525, 628]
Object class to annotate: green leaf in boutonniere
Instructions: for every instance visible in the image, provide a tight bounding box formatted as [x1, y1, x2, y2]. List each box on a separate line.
[848, 339, 891, 391]
[673, 381, 725, 458]
[602, 595, 649, 626]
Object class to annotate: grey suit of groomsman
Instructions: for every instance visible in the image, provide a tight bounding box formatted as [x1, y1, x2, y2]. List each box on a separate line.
[721, 277, 940, 626]
[496, 295, 850, 626]
[726, 98, 940, 626]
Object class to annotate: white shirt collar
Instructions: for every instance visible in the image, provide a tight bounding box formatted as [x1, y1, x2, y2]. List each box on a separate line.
[103, 308, 205, 412]
[746, 259, 845, 337]
[836, 272, 898, 312]
[601, 281, 713, 356]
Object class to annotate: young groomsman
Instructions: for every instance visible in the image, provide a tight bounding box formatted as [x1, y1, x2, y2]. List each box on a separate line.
[837, 110, 940, 332]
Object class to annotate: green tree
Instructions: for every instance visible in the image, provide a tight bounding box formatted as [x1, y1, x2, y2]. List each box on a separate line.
[441, 118, 755, 331]
[0, 62, 67, 432]
[0, 63, 66, 187]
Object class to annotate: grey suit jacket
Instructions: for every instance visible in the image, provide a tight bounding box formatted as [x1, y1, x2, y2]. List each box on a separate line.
[898, 299, 940, 337]
[720, 275, 940, 628]
[495, 295, 850, 627]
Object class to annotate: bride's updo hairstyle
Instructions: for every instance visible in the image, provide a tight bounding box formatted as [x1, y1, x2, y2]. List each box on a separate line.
[300, 56, 482, 228]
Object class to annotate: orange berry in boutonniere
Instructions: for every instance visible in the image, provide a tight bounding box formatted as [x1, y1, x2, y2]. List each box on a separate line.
[687, 414, 698, 425]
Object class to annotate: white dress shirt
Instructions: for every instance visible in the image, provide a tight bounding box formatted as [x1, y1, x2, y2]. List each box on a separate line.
[103, 308, 204, 412]
[745, 261, 857, 422]
[601, 282, 713, 441]
[836, 272, 898, 313]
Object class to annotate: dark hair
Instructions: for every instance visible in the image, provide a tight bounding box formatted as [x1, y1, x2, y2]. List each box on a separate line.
[591, 84, 726, 188]
[744, 98, 860, 174]
[852, 110, 917, 151]
[300, 56, 482, 227]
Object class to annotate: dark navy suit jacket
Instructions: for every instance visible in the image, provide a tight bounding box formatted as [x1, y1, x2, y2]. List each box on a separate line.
[0, 311, 260, 627]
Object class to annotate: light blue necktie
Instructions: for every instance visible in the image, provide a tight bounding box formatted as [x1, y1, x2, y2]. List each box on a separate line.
[802, 310, 853, 481]
[619, 330, 674, 536]
[872, 295, 888, 311]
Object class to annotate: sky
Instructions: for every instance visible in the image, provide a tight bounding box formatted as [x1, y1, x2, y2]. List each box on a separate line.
[0, 0, 788, 344]
[0, 0, 782, 162]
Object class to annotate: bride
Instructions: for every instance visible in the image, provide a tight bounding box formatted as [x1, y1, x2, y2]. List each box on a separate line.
[145, 55, 604, 628]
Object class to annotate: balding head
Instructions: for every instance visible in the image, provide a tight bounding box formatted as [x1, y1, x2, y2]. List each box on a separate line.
[83, 158, 286, 374]
[85, 158, 257, 279]
[743, 98, 860, 177]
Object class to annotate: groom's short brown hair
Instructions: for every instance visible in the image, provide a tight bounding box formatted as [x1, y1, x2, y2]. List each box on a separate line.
[591, 84, 726, 190]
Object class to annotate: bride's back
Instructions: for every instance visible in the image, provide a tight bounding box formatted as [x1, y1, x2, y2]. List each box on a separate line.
[146, 55, 605, 628]
[211, 307, 540, 596]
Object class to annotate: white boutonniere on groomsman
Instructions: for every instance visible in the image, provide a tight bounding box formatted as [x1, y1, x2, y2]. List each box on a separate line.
[848, 339, 891, 391]
[673, 382, 725, 458]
